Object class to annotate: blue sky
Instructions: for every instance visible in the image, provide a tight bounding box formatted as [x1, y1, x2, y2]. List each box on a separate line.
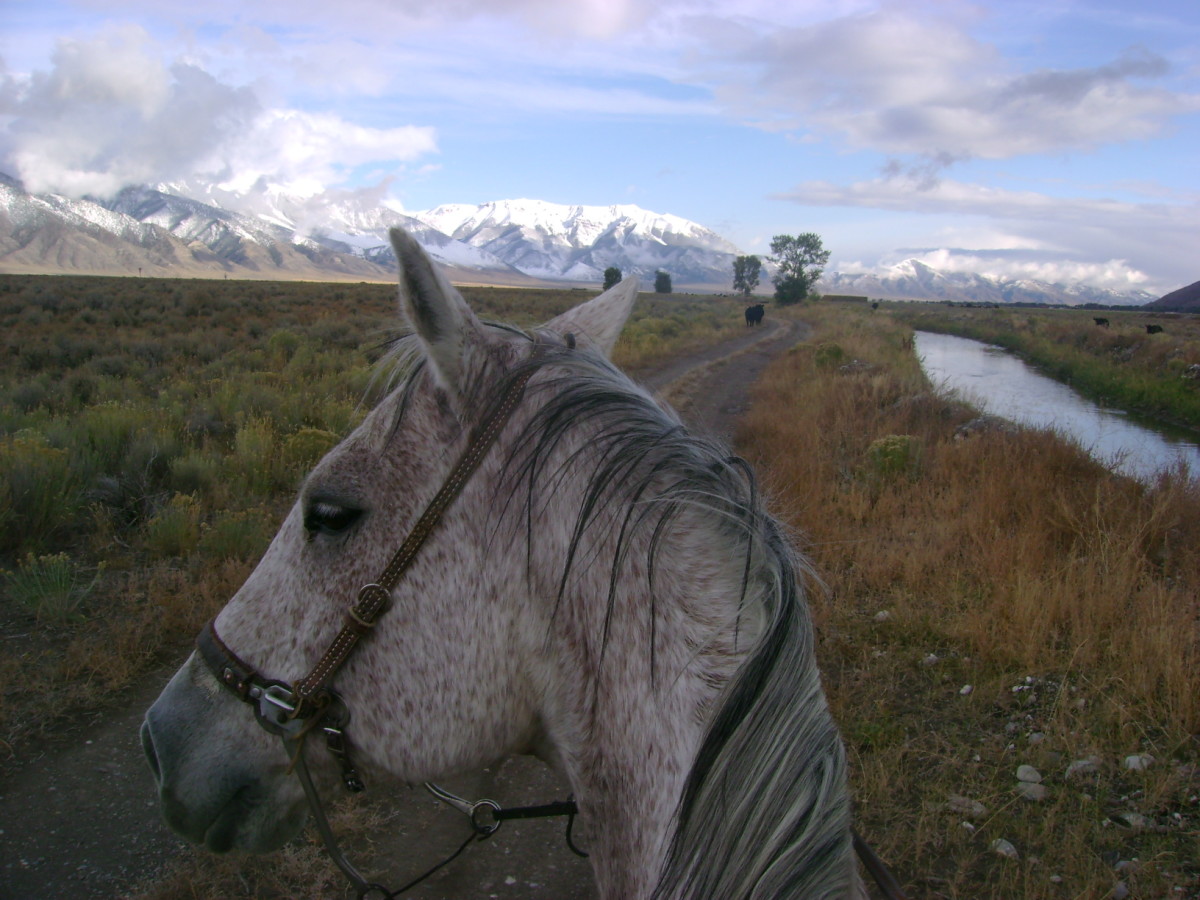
[1, 0, 1197, 293]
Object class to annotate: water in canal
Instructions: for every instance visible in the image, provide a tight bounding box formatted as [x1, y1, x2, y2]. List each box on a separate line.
[914, 330, 1200, 482]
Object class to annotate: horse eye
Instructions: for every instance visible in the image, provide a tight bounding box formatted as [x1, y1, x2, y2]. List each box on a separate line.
[304, 500, 362, 537]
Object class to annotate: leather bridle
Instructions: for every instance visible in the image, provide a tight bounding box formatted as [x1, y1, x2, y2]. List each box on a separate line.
[196, 350, 547, 898]
[191, 338, 910, 900]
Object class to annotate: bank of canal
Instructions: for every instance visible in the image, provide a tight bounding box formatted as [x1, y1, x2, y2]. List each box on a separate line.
[915, 330, 1200, 481]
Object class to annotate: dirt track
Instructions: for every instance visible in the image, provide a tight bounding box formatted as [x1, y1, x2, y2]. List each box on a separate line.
[0, 316, 808, 900]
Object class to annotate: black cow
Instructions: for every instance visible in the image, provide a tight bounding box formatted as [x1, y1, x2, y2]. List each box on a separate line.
[1146, 324, 1163, 334]
[1093, 317, 1110, 327]
[745, 303, 765, 326]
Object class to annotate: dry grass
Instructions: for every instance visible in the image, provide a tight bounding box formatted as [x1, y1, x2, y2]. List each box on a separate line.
[737, 304, 1200, 898]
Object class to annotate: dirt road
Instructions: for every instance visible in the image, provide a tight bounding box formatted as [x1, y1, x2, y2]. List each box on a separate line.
[0, 316, 807, 900]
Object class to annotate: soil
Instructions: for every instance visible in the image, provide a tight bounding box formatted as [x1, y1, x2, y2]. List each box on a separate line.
[0, 316, 808, 900]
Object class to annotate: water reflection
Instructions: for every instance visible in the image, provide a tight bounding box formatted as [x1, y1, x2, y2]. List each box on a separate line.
[914, 331, 1200, 482]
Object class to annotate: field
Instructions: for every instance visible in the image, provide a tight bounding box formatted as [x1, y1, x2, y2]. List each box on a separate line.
[740, 302, 1199, 898]
[0, 274, 743, 753]
[2, 279, 1197, 898]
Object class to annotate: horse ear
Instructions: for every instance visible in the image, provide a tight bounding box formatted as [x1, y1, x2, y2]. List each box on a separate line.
[543, 276, 639, 358]
[390, 227, 483, 394]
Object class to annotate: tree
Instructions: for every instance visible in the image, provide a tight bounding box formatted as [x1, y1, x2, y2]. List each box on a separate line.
[732, 255, 761, 297]
[768, 233, 830, 305]
[654, 270, 672, 294]
[603, 266, 622, 290]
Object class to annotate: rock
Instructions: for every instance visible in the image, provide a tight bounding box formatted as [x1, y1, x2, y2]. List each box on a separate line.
[921, 653, 939, 666]
[1113, 881, 1130, 900]
[1016, 765, 1043, 783]
[959, 684, 973, 695]
[990, 838, 1019, 859]
[1066, 756, 1101, 778]
[1111, 811, 1147, 831]
[838, 359, 876, 375]
[873, 610, 892, 623]
[945, 795, 988, 817]
[1016, 782, 1047, 801]
[954, 415, 1018, 441]
[1124, 753, 1155, 771]
[1027, 732, 1046, 745]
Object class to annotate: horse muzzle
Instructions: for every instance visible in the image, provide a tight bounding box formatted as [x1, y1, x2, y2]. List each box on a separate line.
[141, 655, 308, 852]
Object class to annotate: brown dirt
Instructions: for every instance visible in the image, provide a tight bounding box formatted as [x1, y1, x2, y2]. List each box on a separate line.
[0, 316, 809, 900]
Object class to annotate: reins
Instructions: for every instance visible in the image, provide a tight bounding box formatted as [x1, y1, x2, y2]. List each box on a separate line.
[193, 336, 910, 899]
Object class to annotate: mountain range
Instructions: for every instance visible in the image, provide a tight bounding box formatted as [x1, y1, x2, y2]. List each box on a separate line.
[0, 173, 1164, 306]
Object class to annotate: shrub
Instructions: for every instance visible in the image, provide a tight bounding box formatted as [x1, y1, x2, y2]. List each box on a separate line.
[144, 494, 203, 557]
[281, 428, 340, 472]
[0, 432, 82, 555]
[864, 433, 923, 481]
[813, 342, 847, 369]
[3, 552, 97, 623]
[200, 508, 275, 561]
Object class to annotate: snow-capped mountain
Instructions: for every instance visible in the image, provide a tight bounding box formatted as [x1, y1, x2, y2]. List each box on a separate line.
[412, 199, 740, 285]
[0, 174, 1160, 305]
[819, 259, 1155, 307]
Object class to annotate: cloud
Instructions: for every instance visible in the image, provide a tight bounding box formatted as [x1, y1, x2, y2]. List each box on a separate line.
[0, 26, 437, 198]
[902, 248, 1152, 292]
[782, 174, 1200, 292]
[701, 9, 1200, 159]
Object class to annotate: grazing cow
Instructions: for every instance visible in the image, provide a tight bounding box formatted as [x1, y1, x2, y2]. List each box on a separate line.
[1093, 317, 1110, 327]
[1146, 324, 1163, 334]
[745, 303, 765, 326]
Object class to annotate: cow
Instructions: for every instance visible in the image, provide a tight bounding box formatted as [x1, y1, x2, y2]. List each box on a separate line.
[745, 303, 765, 326]
[1146, 324, 1163, 334]
[1093, 317, 1110, 327]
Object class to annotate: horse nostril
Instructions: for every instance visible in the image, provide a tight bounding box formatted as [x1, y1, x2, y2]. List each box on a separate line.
[141, 720, 162, 783]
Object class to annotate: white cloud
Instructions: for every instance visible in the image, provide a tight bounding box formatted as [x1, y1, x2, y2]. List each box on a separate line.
[699, 9, 1200, 159]
[785, 174, 1199, 292]
[209, 109, 436, 197]
[903, 249, 1152, 292]
[0, 27, 437, 198]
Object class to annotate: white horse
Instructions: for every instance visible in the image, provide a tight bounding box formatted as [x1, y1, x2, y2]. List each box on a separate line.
[142, 228, 864, 899]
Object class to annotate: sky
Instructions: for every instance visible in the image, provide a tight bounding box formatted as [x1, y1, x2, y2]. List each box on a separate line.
[1, 0, 1197, 295]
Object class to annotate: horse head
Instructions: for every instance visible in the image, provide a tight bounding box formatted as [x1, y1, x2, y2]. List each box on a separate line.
[142, 228, 860, 898]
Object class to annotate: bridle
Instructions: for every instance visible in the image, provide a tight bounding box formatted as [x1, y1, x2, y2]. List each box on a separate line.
[196, 348, 555, 898]
[193, 338, 910, 900]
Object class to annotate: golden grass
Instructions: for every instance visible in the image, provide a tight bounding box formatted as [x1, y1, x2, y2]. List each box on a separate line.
[737, 303, 1200, 898]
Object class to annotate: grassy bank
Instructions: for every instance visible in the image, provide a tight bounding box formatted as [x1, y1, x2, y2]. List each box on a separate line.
[887, 303, 1200, 431]
[0, 274, 741, 755]
[737, 303, 1199, 898]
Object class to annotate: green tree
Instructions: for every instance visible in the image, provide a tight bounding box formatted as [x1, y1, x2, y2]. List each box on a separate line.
[732, 255, 761, 297]
[654, 270, 672, 294]
[768, 234, 830, 305]
[603, 266, 623, 290]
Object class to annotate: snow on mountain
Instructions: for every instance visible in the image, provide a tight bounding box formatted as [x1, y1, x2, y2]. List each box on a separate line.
[820, 258, 1155, 307]
[411, 199, 740, 285]
[0, 174, 1162, 303]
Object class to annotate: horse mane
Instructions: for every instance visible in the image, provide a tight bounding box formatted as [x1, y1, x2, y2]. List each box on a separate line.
[382, 327, 855, 897]
[505, 334, 855, 899]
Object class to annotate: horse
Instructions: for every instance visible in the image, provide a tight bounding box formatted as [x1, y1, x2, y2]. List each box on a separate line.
[1146, 324, 1163, 334]
[745, 303, 765, 326]
[1093, 317, 1110, 327]
[141, 228, 862, 899]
